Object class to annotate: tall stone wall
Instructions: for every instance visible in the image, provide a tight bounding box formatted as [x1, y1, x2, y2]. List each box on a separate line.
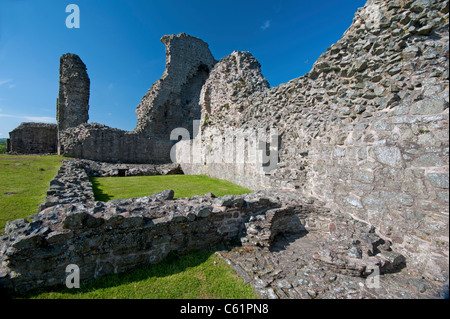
[135, 33, 217, 139]
[177, 0, 449, 283]
[57, 53, 90, 154]
[8, 123, 57, 154]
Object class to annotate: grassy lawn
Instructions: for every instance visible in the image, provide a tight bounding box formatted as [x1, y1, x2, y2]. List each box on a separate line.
[90, 174, 252, 201]
[28, 249, 259, 299]
[0, 139, 6, 154]
[0, 154, 63, 232]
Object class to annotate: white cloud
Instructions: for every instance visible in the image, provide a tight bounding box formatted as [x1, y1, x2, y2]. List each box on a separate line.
[0, 79, 13, 86]
[261, 20, 271, 30]
[0, 113, 55, 123]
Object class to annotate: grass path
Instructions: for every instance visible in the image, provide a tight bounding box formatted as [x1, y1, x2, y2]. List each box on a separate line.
[0, 154, 63, 232]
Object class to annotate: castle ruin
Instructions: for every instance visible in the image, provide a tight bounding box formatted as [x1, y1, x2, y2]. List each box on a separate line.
[2, 0, 449, 298]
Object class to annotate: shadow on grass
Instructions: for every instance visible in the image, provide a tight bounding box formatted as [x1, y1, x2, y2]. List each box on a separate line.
[22, 239, 245, 299]
[89, 177, 113, 202]
[23, 248, 216, 299]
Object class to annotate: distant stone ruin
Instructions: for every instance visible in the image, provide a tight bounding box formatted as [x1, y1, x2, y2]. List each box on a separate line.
[2, 0, 448, 298]
[7, 123, 57, 154]
[57, 33, 216, 163]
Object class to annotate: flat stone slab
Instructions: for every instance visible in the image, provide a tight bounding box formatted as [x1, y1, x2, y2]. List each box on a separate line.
[218, 231, 445, 299]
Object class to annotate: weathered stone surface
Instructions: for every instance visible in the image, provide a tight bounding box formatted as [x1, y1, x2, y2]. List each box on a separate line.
[373, 146, 403, 168]
[411, 97, 449, 115]
[8, 123, 57, 154]
[199, 50, 269, 124]
[426, 173, 449, 189]
[58, 34, 217, 163]
[135, 33, 217, 139]
[57, 53, 90, 154]
[177, 0, 449, 296]
[57, 53, 90, 132]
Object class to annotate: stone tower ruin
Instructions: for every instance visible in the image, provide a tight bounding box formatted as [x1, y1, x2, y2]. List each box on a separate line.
[135, 33, 217, 138]
[56, 53, 90, 154]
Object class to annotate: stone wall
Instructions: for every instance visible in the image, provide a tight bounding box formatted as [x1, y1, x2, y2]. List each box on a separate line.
[59, 33, 217, 163]
[1, 0, 448, 298]
[135, 33, 217, 139]
[59, 123, 174, 164]
[0, 159, 412, 297]
[57, 53, 90, 154]
[176, 0, 449, 283]
[0, 159, 283, 295]
[8, 123, 57, 154]
[37, 158, 182, 212]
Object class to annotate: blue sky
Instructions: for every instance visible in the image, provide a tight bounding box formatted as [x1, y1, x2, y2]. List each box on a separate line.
[0, 0, 366, 138]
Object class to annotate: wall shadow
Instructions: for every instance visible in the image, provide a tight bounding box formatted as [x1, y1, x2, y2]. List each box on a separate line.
[89, 177, 113, 202]
[23, 248, 216, 298]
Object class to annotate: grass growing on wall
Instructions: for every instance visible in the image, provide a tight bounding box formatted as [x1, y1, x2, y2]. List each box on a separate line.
[0, 154, 63, 232]
[90, 174, 252, 202]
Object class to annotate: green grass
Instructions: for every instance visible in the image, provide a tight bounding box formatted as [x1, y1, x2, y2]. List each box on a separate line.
[90, 174, 252, 202]
[28, 249, 260, 299]
[0, 154, 63, 232]
[0, 139, 6, 154]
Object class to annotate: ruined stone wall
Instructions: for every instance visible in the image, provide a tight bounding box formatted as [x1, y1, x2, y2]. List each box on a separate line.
[0, 159, 283, 295]
[8, 123, 57, 154]
[177, 0, 449, 283]
[59, 123, 174, 164]
[57, 53, 90, 154]
[59, 33, 217, 163]
[0, 159, 419, 297]
[135, 33, 217, 138]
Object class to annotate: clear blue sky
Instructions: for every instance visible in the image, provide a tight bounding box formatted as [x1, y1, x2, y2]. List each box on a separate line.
[0, 0, 366, 138]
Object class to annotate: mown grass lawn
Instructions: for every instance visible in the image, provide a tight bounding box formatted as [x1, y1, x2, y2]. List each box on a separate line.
[0, 154, 63, 232]
[0, 139, 6, 154]
[1, 154, 258, 299]
[90, 174, 252, 201]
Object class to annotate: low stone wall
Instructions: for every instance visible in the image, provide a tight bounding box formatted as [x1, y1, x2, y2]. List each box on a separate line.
[59, 123, 175, 164]
[0, 190, 280, 295]
[37, 159, 183, 212]
[80, 159, 183, 177]
[0, 159, 426, 297]
[0, 159, 278, 295]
